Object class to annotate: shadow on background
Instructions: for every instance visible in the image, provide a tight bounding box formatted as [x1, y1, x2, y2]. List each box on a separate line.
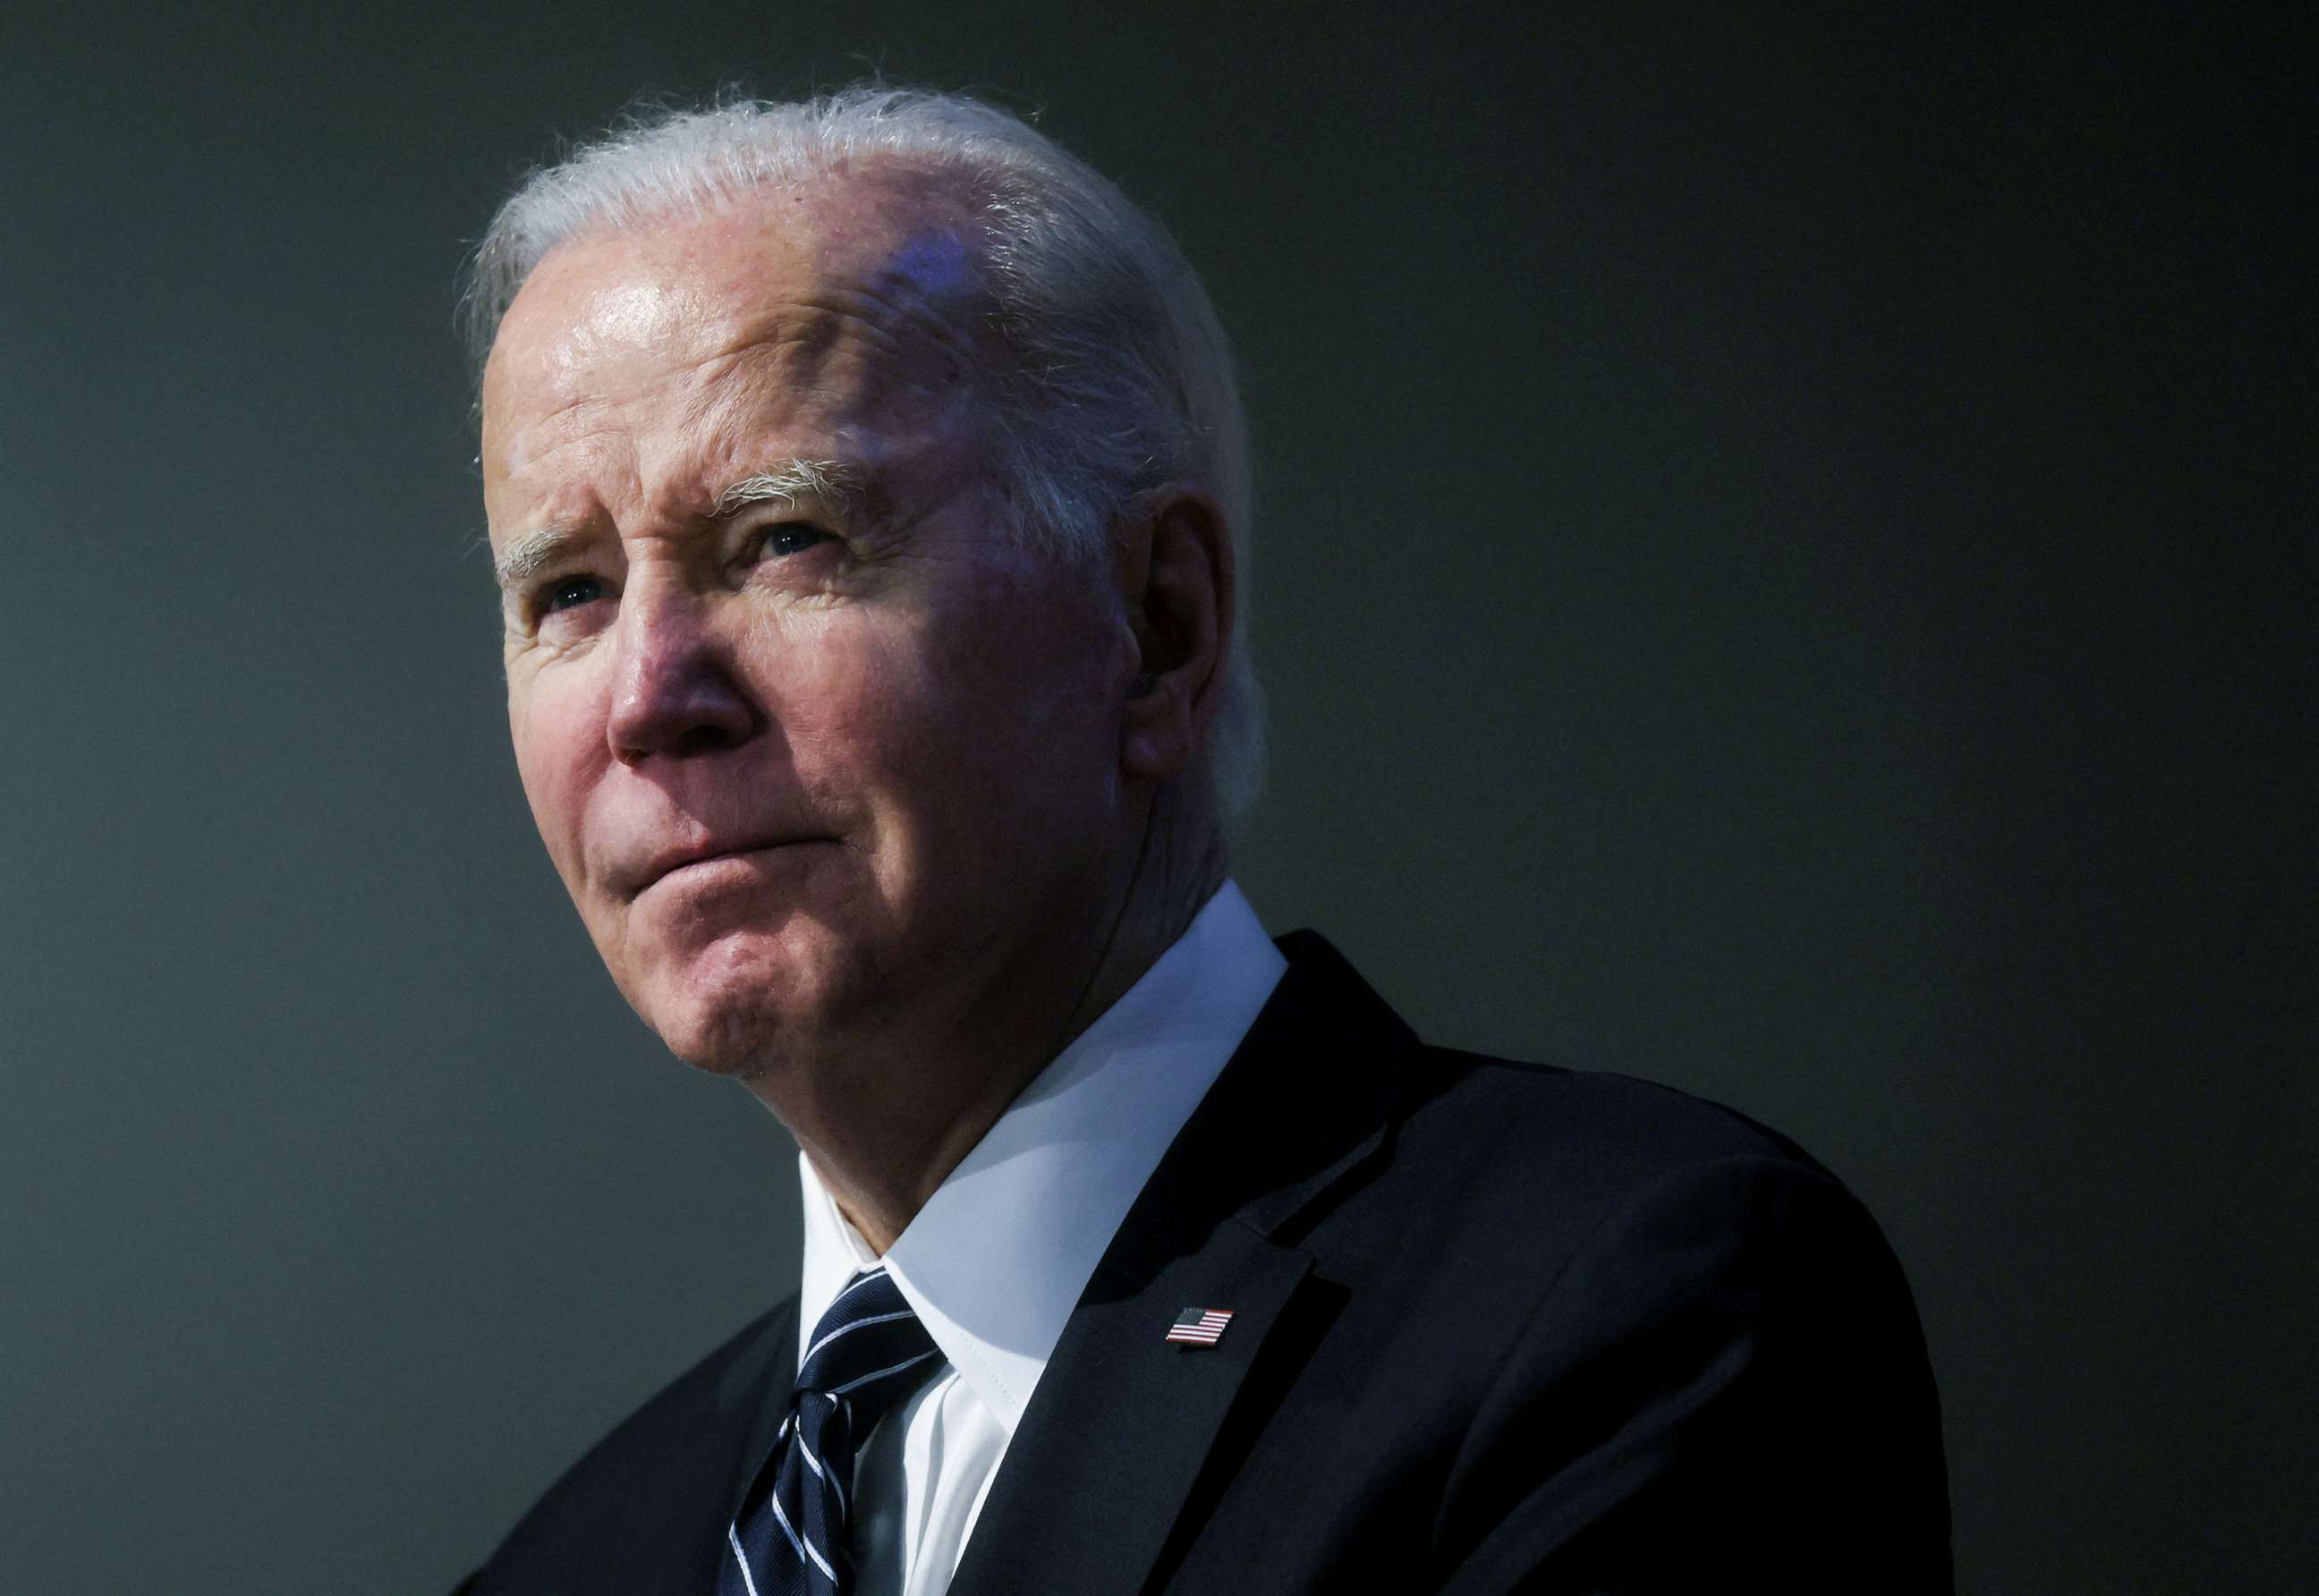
[1, 3, 2309, 1589]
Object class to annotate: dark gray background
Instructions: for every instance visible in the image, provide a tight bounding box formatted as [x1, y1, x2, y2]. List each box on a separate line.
[3, 3, 2309, 1590]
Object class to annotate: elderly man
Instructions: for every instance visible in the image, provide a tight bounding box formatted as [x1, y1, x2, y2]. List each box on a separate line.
[455, 89, 1949, 1595]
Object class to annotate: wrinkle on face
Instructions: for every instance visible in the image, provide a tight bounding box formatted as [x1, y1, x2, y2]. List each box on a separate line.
[486, 191, 1002, 548]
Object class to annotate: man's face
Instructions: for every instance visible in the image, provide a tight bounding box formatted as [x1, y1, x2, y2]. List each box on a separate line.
[480, 177, 1136, 1078]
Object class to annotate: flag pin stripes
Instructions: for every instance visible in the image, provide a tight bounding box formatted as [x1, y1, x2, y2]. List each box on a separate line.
[1166, 1307, 1234, 1346]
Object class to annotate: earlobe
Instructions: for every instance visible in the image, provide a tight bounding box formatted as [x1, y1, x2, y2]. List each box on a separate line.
[1122, 686, 1196, 784]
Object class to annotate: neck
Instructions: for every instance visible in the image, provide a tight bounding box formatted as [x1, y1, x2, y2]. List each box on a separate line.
[775, 784, 1227, 1253]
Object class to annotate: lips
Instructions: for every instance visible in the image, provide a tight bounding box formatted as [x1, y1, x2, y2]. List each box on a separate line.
[617, 836, 831, 901]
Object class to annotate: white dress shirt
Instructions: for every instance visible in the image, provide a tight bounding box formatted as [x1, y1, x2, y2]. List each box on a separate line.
[793, 879, 1287, 1596]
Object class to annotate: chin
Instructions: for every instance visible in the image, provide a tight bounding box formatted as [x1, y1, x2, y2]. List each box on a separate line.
[618, 930, 846, 1081]
[657, 1009, 795, 1080]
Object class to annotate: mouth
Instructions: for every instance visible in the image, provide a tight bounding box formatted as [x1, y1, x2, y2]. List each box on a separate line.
[625, 837, 835, 901]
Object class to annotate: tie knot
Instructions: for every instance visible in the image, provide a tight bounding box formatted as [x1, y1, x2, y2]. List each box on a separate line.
[794, 1268, 940, 1433]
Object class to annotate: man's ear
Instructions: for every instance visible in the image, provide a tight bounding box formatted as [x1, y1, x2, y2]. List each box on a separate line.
[1117, 489, 1232, 785]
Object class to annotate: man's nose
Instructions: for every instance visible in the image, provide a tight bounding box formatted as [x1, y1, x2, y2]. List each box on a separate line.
[604, 583, 758, 765]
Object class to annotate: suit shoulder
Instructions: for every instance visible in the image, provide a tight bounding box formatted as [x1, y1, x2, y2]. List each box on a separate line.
[1397, 1043, 1834, 1187]
[1342, 1043, 1935, 1426]
[1268, 934, 1830, 1191]
[1342, 1042, 1916, 1303]
[1406, 1057, 1954, 1583]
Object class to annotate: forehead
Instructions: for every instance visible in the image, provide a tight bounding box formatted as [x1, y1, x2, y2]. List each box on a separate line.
[480, 170, 998, 520]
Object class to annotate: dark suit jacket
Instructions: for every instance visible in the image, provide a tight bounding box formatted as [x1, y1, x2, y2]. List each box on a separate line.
[458, 933, 1950, 1593]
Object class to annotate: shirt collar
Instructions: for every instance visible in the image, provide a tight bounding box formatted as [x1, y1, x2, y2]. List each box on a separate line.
[796, 879, 1286, 1434]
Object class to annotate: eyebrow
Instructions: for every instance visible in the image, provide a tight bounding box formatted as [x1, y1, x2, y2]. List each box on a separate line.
[711, 457, 865, 518]
[493, 526, 583, 593]
[491, 458, 866, 593]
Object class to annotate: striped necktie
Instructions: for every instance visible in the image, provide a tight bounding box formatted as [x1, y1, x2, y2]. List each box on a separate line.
[719, 1267, 942, 1596]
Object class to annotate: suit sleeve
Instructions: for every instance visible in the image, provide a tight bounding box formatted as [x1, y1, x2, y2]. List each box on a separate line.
[1431, 1155, 1951, 1593]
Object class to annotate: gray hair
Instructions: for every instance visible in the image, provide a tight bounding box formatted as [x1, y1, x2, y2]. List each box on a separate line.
[463, 87, 1264, 824]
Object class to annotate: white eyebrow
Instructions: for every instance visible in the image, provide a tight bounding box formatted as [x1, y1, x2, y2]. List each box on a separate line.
[711, 458, 863, 518]
[494, 527, 582, 592]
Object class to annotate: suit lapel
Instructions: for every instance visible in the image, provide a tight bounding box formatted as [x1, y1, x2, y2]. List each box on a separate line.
[716, 1298, 801, 1524]
[635, 1303, 799, 1596]
[947, 932, 1414, 1596]
[946, 1220, 1312, 1596]
[639, 1302, 796, 1596]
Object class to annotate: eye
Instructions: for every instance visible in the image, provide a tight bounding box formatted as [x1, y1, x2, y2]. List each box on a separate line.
[539, 574, 607, 615]
[756, 522, 833, 560]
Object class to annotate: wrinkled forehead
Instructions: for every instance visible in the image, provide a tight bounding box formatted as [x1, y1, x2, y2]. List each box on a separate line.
[480, 167, 1002, 477]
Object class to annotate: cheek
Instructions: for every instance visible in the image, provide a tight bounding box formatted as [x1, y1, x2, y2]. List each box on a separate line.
[507, 676, 607, 871]
[798, 598, 1113, 834]
[761, 616, 930, 808]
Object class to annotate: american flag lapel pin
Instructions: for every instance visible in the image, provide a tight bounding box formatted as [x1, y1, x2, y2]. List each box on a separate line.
[1165, 1306, 1234, 1347]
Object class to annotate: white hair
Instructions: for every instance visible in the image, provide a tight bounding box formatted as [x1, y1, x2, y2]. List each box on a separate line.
[463, 87, 1264, 824]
